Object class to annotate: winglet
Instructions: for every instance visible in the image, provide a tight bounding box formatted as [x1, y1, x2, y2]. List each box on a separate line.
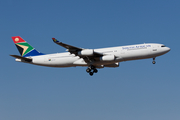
[52, 38, 59, 43]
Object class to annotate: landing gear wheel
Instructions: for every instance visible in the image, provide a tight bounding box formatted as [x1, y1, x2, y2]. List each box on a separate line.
[86, 65, 98, 76]
[152, 58, 156, 64]
[86, 68, 91, 73]
[93, 69, 98, 73]
[89, 72, 94, 76]
[90, 65, 95, 69]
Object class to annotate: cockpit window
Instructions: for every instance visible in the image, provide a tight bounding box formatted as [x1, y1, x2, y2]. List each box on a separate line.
[161, 45, 166, 47]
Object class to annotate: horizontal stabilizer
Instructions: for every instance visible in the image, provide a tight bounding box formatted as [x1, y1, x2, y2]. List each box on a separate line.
[10, 55, 32, 62]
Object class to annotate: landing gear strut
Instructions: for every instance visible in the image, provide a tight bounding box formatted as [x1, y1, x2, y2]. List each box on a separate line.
[152, 58, 156, 64]
[86, 65, 98, 76]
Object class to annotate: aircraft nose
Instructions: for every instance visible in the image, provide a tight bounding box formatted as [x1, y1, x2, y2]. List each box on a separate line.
[167, 47, 171, 52]
[165, 47, 171, 53]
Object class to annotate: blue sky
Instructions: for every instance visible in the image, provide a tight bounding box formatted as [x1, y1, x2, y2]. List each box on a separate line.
[1, 0, 180, 120]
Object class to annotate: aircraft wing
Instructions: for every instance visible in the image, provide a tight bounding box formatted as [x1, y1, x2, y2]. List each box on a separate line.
[52, 38, 103, 57]
[52, 38, 82, 52]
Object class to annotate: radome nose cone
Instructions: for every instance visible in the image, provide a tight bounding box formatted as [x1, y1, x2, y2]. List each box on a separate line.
[167, 47, 171, 52]
[165, 47, 171, 53]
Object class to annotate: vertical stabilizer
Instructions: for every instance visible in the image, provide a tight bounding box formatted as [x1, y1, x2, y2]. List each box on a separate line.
[12, 36, 44, 57]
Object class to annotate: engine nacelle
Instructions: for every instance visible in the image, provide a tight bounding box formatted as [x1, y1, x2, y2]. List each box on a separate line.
[100, 55, 115, 61]
[78, 49, 94, 56]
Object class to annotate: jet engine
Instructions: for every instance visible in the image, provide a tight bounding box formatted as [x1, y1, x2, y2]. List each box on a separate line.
[100, 55, 115, 61]
[78, 49, 94, 56]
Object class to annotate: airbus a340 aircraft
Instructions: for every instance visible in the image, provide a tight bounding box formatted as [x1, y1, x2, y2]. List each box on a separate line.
[10, 36, 170, 76]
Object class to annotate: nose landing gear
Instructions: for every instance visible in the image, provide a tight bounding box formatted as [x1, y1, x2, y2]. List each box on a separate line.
[86, 65, 98, 76]
[152, 58, 156, 64]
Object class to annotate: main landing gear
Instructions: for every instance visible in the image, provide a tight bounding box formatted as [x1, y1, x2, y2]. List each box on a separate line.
[152, 58, 156, 64]
[86, 65, 98, 76]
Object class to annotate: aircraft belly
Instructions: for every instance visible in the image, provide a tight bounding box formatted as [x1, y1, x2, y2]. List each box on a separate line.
[32, 56, 79, 67]
[73, 58, 88, 66]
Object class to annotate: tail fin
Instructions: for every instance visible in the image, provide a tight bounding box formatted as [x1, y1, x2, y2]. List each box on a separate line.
[12, 36, 44, 57]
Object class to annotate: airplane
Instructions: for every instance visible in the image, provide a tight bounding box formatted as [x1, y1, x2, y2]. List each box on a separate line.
[10, 36, 170, 76]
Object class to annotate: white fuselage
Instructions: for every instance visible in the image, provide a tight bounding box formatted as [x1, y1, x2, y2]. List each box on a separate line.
[16, 43, 170, 68]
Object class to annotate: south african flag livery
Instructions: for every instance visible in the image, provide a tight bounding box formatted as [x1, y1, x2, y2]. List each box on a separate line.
[12, 36, 44, 57]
